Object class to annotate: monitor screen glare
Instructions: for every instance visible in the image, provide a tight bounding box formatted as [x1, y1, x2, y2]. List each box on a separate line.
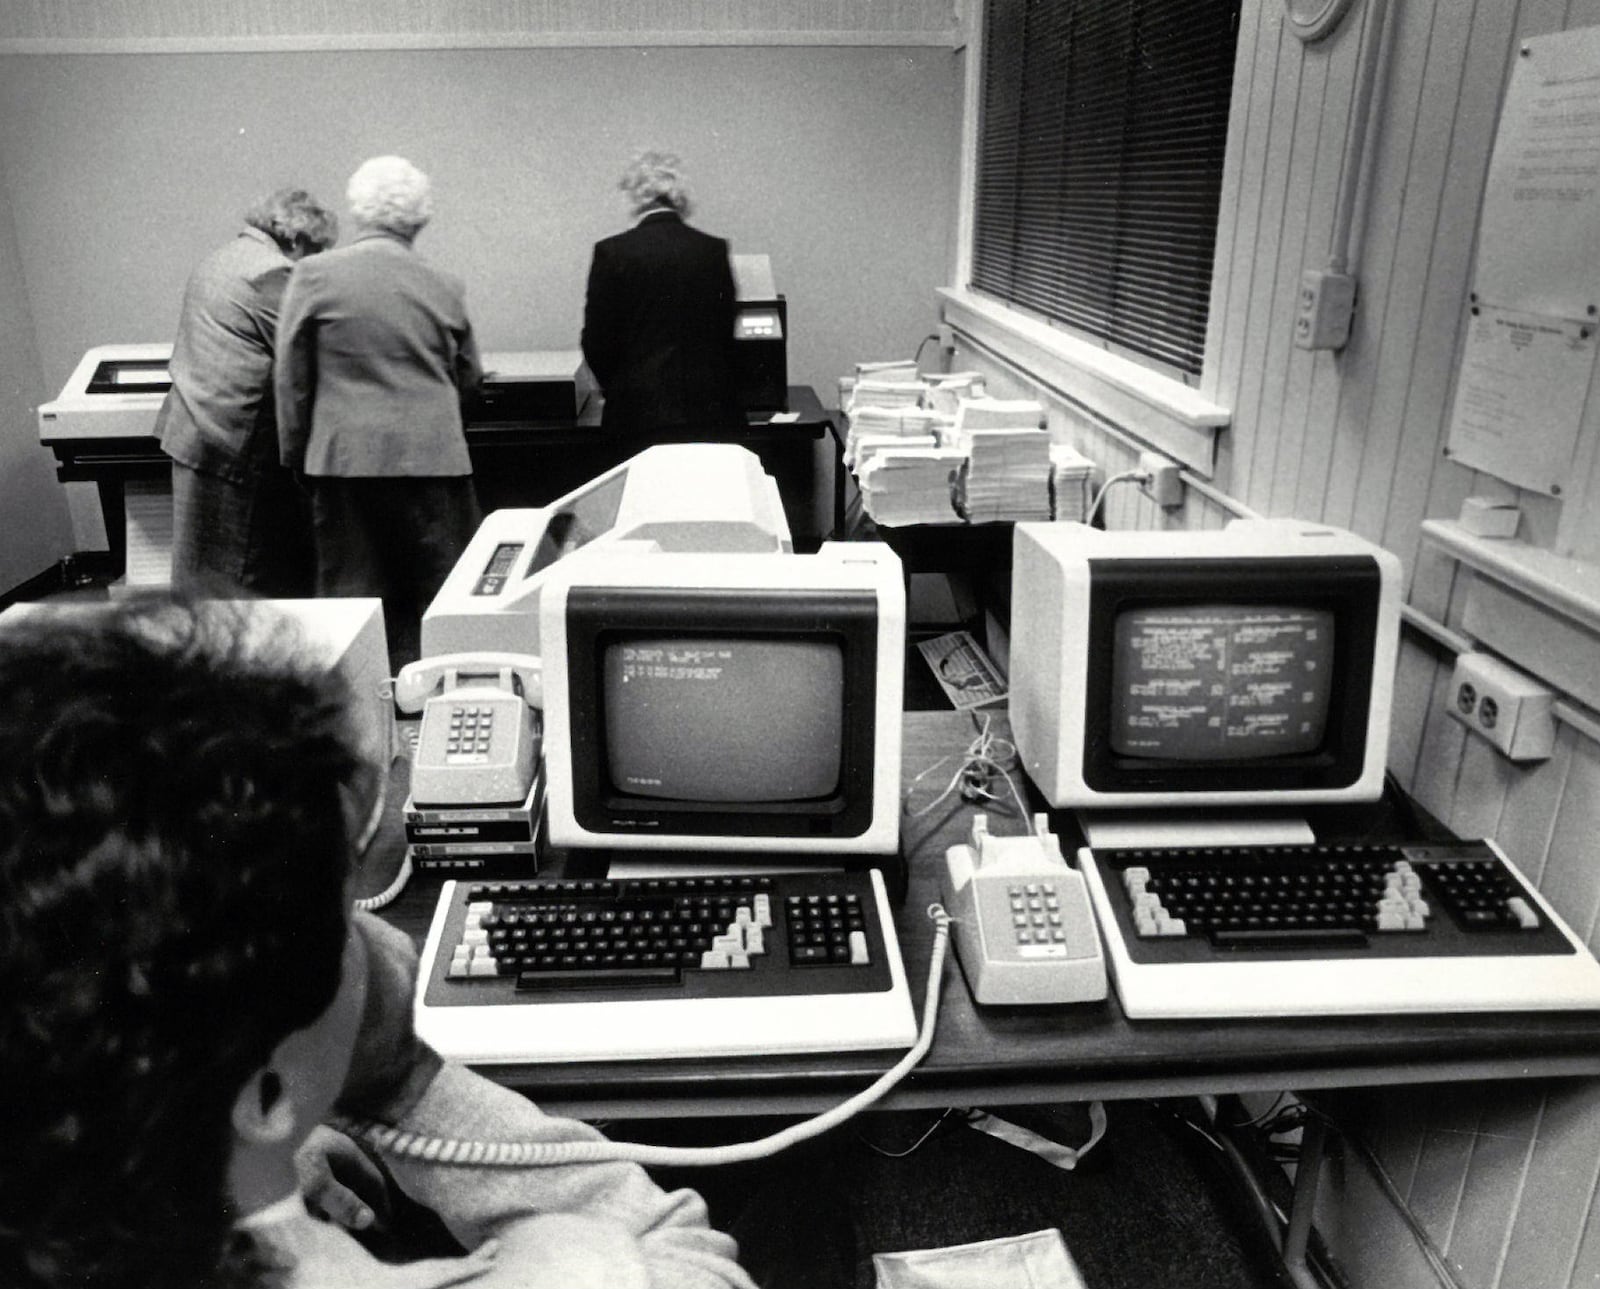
[1111, 605, 1335, 762]
[603, 636, 844, 803]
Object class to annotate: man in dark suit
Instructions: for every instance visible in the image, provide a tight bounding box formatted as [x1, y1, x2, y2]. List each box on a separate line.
[581, 151, 745, 434]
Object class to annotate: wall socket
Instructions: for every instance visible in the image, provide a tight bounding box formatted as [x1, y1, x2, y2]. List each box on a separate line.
[1137, 450, 1184, 508]
[1447, 652, 1556, 761]
[1294, 268, 1357, 350]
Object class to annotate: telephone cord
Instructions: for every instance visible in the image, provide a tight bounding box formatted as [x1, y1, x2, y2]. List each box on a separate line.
[341, 904, 952, 1168]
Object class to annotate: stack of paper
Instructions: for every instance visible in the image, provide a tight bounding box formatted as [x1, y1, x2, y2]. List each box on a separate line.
[923, 372, 988, 418]
[853, 433, 939, 472]
[952, 396, 1047, 432]
[855, 359, 921, 384]
[1048, 444, 1097, 522]
[844, 404, 951, 468]
[953, 427, 1054, 523]
[858, 447, 966, 525]
[847, 378, 925, 414]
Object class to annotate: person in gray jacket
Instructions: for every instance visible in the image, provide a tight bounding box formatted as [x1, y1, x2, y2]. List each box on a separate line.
[276, 156, 483, 667]
[156, 188, 338, 597]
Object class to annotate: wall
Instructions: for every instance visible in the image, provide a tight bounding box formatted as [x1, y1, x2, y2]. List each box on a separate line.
[949, 1, 1600, 1286]
[0, 9, 959, 589]
[0, 146, 74, 592]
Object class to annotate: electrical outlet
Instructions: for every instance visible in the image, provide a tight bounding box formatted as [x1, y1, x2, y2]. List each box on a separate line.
[938, 322, 956, 353]
[1294, 269, 1357, 350]
[1447, 652, 1555, 761]
[1137, 450, 1184, 508]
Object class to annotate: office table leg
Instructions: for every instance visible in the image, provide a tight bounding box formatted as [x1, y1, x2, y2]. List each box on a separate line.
[1281, 1114, 1327, 1289]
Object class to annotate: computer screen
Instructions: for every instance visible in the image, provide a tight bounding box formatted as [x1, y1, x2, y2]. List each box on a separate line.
[1009, 519, 1401, 810]
[541, 544, 905, 856]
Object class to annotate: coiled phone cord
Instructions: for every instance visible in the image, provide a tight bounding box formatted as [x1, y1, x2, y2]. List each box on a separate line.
[341, 904, 952, 1168]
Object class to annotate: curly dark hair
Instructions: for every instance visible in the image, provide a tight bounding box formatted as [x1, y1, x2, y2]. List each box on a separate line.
[0, 598, 367, 1289]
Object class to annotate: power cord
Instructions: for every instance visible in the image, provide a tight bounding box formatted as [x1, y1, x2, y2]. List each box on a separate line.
[1085, 468, 1151, 527]
[903, 712, 1030, 828]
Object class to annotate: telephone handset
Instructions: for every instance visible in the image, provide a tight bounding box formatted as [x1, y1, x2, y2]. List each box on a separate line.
[395, 653, 543, 808]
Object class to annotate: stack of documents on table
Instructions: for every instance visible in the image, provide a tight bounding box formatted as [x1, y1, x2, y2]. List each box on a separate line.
[857, 445, 966, 525]
[844, 404, 952, 468]
[846, 378, 925, 415]
[853, 432, 939, 472]
[947, 397, 1052, 522]
[923, 372, 988, 417]
[953, 396, 1047, 432]
[1049, 444, 1097, 522]
[953, 428, 1054, 522]
[855, 359, 921, 385]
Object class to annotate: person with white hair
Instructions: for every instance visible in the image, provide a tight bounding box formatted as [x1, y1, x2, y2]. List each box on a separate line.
[156, 187, 338, 597]
[580, 150, 744, 434]
[276, 155, 482, 668]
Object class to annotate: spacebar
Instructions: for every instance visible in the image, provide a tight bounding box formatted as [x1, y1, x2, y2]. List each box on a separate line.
[1209, 928, 1369, 949]
[515, 967, 681, 990]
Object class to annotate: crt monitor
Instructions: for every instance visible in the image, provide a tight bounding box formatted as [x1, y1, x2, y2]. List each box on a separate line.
[541, 542, 905, 857]
[1009, 519, 1402, 812]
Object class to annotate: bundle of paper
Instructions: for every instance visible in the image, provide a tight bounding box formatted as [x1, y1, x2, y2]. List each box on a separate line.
[923, 372, 988, 417]
[953, 427, 1054, 523]
[844, 405, 951, 468]
[952, 396, 1047, 432]
[852, 433, 939, 473]
[847, 378, 925, 413]
[858, 447, 966, 525]
[855, 359, 921, 384]
[1048, 444, 1097, 522]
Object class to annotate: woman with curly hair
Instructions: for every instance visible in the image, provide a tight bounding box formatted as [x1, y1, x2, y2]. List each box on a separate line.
[156, 187, 338, 597]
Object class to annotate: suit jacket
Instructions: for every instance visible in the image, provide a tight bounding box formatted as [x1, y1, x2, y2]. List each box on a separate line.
[276, 230, 481, 477]
[580, 210, 744, 433]
[155, 226, 290, 484]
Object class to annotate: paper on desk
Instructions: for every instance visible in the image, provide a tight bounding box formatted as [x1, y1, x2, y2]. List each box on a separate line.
[1444, 304, 1594, 495]
[917, 631, 1007, 710]
[1474, 27, 1600, 319]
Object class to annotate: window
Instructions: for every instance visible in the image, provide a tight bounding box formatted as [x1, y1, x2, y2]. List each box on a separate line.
[971, 0, 1242, 379]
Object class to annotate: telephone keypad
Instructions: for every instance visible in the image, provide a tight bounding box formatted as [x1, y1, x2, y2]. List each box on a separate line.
[446, 705, 496, 759]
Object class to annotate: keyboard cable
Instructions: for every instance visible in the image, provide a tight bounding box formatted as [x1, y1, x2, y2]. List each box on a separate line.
[341, 903, 954, 1168]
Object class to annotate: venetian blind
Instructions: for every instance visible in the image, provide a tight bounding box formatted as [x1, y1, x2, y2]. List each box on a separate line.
[971, 0, 1242, 377]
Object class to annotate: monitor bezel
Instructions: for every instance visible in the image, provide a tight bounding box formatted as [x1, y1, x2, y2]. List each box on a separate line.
[561, 585, 881, 839]
[1080, 555, 1382, 796]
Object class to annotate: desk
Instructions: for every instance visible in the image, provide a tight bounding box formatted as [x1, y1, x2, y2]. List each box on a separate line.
[366, 709, 1600, 1123]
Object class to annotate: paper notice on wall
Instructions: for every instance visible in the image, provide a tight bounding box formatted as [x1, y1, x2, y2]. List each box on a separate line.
[1445, 305, 1594, 495]
[1475, 27, 1600, 318]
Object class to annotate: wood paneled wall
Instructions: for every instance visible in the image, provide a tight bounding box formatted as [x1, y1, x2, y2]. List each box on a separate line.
[952, 2, 1600, 1285]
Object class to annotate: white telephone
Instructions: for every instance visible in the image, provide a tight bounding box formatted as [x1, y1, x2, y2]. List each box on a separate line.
[941, 813, 1107, 1005]
[394, 653, 543, 808]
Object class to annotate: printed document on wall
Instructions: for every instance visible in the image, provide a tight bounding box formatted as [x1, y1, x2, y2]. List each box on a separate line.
[1445, 306, 1594, 495]
[1474, 27, 1600, 319]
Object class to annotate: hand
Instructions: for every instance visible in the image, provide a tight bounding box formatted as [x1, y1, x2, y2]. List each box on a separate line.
[294, 1124, 391, 1233]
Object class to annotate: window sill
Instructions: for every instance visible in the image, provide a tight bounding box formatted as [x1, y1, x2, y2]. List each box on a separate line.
[937, 287, 1230, 477]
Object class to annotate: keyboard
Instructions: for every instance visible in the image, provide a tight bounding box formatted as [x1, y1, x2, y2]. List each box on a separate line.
[1077, 840, 1600, 1019]
[414, 869, 918, 1063]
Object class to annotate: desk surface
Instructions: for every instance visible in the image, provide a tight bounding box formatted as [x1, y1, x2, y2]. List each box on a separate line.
[365, 710, 1600, 1120]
